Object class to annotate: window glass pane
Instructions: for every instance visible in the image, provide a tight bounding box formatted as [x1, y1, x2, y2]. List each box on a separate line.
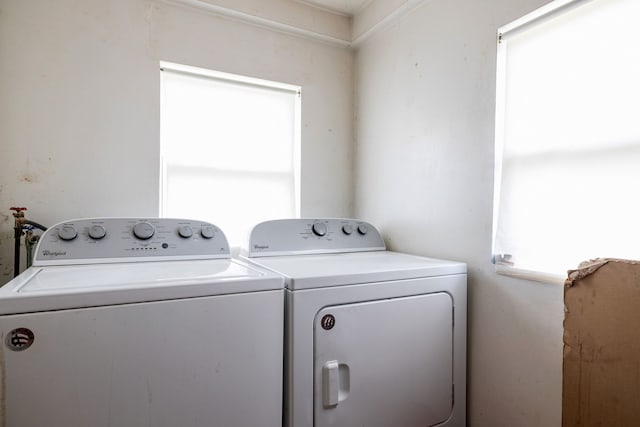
[161, 65, 300, 247]
[494, 0, 640, 275]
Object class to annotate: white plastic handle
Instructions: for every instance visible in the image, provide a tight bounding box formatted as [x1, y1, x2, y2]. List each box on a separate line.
[323, 360, 340, 408]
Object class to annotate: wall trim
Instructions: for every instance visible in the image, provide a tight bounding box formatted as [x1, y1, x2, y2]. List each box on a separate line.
[160, 0, 428, 49]
[160, 0, 353, 48]
[352, 0, 427, 47]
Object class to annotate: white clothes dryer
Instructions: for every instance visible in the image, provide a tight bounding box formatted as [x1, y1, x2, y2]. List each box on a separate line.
[243, 218, 467, 427]
[0, 218, 284, 427]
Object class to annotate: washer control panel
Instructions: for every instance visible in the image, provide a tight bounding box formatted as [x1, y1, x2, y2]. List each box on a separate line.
[34, 218, 229, 265]
[247, 218, 386, 257]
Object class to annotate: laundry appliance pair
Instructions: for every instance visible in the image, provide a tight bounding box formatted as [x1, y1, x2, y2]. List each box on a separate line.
[0, 217, 466, 427]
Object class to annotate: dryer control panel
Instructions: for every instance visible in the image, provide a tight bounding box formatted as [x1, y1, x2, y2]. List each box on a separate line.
[247, 218, 386, 257]
[33, 218, 230, 266]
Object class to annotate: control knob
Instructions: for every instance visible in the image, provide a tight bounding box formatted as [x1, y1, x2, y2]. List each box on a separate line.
[342, 224, 353, 235]
[132, 222, 155, 240]
[178, 225, 193, 238]
[201, 226, 215, 239]
[58, 225, 78, 241]
[312, 222, 328, 237]
[88, 224, 106, 240]
[357, 224, 369, 235]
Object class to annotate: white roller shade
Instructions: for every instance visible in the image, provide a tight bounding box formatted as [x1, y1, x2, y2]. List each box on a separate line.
[160, 63, 301, 247]
[493, 0, 640, 278]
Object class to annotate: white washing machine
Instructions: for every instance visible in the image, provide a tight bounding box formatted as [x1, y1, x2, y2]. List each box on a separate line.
[0, 217, 284, 427]
[243, 218, 467, 427]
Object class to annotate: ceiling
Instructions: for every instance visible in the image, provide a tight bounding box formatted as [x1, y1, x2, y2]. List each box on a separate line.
[295, 0, 372, 15]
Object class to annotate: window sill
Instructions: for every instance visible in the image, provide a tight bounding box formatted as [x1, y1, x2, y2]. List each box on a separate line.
[494, 264, 566, 285]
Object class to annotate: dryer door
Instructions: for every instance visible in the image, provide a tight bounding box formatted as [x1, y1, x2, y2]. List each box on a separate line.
[314, 292, 453, 427]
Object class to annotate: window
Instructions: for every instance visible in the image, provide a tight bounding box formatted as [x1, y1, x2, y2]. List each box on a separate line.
[160, 62, 301, 248]
[493, 0, 640, 282]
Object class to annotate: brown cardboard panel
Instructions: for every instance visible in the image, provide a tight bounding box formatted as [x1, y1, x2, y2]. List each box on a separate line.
[563, 259, 640, 427]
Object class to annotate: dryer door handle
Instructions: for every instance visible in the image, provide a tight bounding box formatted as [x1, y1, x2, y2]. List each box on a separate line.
[322, 360, 350, 408]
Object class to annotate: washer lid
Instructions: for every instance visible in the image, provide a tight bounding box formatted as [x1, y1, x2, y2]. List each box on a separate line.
[0, 259, 283, 315]
[249, 251, 467, 290]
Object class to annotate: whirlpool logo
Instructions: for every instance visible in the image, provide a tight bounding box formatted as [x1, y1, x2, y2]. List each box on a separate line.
[42, 250, 67, 257]
[321, 314, 336, 330]
[6, 328, 35, 351]
[253, 244, 269, 250]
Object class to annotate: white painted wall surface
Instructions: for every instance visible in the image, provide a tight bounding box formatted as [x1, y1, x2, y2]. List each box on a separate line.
[0, 0, 353, 284]
[354, 0, 563, 426]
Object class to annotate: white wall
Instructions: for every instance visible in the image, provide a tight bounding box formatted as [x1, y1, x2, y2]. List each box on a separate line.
[354, 0, 563, 426]
[0, 0, 354, 284]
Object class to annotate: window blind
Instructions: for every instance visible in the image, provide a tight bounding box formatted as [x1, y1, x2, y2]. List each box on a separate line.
[493, 0, 640, 278]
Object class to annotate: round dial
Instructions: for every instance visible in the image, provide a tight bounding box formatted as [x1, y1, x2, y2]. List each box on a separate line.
[357, 224, 369, 235]
[88, 224, 106, 240]
[201, 226, 215, 239]
[132, 222, 155, 240]
[342, 224, 353, 235]
[178, 225, 193, 238]
[312, 222, 328, 237]
[58, 225, 78, 241]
